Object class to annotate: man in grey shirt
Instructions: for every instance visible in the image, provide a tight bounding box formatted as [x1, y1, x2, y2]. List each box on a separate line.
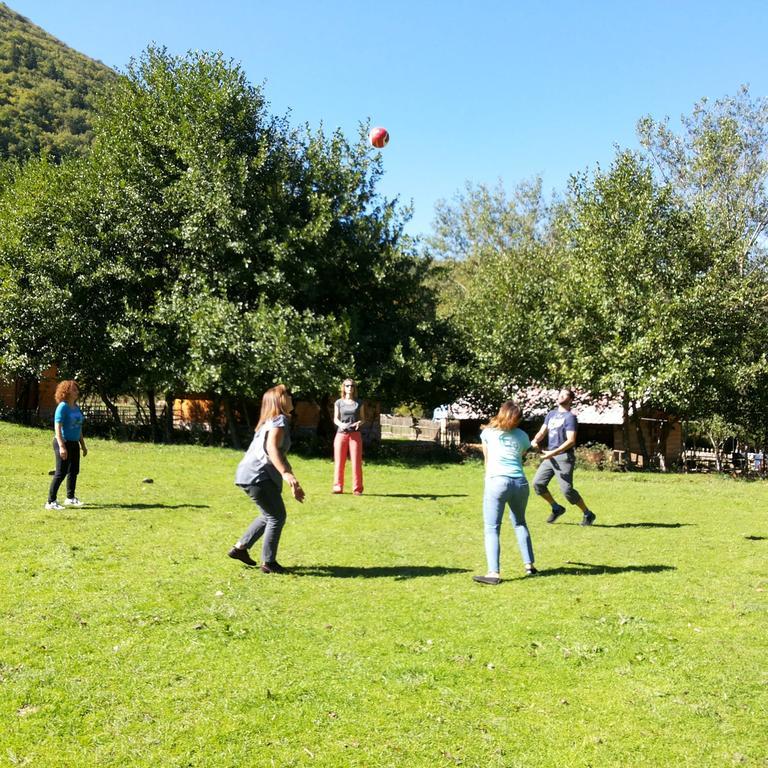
[531, 388, 596, 526]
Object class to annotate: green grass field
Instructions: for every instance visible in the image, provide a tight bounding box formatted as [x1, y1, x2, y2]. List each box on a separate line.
[1, 421, 767, 767]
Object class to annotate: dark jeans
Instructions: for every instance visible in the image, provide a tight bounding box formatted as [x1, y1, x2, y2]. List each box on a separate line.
[48, 439, 80, 502]
[237, 481, 287, 563]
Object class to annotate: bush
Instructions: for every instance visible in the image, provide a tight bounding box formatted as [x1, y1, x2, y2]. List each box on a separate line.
[574, 442, 622, 471]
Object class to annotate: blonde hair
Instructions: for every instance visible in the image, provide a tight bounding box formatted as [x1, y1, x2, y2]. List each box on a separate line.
[255, 384, 292, 432]
[340, 378, 358, 399]
[485, 400, 522, 432]
[54, 380, 79, 404]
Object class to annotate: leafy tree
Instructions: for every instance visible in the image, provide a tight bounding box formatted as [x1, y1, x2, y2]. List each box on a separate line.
[0, 46, 452, 442]
[0, 155, 141, 409]
[552, 151, 730, 464]
[638, 89, 768, 445]
[638, 86, 768, 273]
[427, 178, 556, 408]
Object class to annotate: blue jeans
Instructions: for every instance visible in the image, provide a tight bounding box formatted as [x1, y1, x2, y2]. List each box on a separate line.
[237, 481, 287, 563]
[483, 475, 534, 573]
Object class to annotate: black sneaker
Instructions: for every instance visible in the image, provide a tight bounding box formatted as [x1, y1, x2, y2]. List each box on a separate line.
[546, 504, 566, 524]
[580, 510, 596, 526]
[472, 575, 501, 585]
[261, 561, 289, 574]
[228, 546, 258, 566]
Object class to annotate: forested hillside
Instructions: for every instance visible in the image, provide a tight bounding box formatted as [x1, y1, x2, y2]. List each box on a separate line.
[0, 2, 115, 160]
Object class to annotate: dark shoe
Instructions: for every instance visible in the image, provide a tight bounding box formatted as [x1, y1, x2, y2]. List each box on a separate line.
[580, 510, 596, 526]
[260, 561, 288, 574]
[546, 504, 566, 523]
[228, 546, 258, 566]
[525, 566, 539, 577]
[473, 575, 500, 585]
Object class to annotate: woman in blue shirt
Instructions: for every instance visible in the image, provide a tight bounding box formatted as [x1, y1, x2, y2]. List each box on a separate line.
[474, 400, 537, 584]
[46, 380, 87, 510]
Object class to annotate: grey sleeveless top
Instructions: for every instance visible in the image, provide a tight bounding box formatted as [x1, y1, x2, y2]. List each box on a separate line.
[235, 414, 291, 487]
[335, 398, 361, 432]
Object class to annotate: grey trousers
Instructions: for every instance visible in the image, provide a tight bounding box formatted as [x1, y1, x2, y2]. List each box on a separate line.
[238, 481, 287, 562]
[532, 454, 582, 505]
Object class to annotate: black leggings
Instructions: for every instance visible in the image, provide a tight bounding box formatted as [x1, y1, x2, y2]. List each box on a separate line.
[48, 439, 80, 502]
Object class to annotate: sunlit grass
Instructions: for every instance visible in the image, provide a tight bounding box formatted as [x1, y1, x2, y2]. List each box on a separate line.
[1, 421, 767, 767]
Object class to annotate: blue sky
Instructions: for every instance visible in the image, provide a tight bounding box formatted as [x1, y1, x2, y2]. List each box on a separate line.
[10, 0, 768, 237]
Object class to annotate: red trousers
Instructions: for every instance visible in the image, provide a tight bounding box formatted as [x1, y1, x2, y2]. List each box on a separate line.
[333, 431, 363, 493]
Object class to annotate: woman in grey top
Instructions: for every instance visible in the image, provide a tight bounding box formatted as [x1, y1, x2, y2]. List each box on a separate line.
[332, 378, 364, 494]
[228, 384, 305, 573]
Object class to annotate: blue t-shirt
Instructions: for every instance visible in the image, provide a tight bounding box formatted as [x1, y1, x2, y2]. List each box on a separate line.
[544, 409, 578, 454]
[55, 402, 84, 441]
[235, 414, 291, 487]
[480, 427, 531, 479]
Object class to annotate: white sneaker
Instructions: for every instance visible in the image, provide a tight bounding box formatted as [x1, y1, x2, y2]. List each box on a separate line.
[45, 501, 64, 510]
[64, 497, 83, 506]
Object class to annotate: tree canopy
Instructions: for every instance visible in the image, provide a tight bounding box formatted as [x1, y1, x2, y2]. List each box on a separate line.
[0, 46, 452, 439]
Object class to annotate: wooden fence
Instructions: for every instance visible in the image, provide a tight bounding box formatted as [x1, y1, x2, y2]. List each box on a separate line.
[379, 415, 460, 447]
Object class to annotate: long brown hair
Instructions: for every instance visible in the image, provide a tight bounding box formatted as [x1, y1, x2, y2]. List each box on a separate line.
[255, 384, 292, 432]
[54, 380, 79, 404]
[485, 400, 522, 432]
[339, 378, 358, 399]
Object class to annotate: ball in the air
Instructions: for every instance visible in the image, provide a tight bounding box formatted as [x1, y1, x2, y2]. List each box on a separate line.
[369, 127, 389, 149]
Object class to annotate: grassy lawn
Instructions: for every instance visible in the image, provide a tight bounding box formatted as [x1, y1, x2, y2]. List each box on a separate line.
[1, 420, 767, 767]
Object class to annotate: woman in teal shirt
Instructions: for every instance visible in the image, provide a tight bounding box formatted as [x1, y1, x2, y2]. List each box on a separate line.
[46, 379, 87, 510]
[474, 400, 537, 584]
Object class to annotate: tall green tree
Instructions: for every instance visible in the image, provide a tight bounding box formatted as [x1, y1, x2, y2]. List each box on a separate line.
[1, 46, 452, 441]
[427, 178, 556, 408]
[553, 151, 763, 463]
[0, 156, 137, 405]
[638, 86, 768, 273]
[638, 88, 768, 445]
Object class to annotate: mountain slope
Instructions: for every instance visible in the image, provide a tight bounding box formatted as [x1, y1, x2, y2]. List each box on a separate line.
[0, 2, 115, 160]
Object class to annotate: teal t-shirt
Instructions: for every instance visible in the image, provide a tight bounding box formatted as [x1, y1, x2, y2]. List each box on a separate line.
[480, 427, 530, 479]
[55, 401, 84, 441]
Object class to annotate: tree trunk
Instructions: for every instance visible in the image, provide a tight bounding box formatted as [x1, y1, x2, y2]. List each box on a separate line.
[657, 421, 671, 472]
[210, 394, 221, 445]
[621, 393, 633, 469]
[631, 400, 650, 468]
[15, 378, 33, 423]
[99, 390, 121, 424]
[223, 396, 241, 450]
[317, 394, 336, 455]
[163, 391, 175, 443]
[708, 435, 723, 471]
[147, 389, 159, 442]
[241, 398, 251, 431]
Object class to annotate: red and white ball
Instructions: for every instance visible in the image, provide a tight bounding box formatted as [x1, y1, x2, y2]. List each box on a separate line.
[369, 126, 389, 149]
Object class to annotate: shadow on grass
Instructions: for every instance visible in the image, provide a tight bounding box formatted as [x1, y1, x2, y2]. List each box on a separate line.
[597, 522, 694, 529]
[362, 493, 468, 499]
[84, 503, 211, 510]
[290, 564, 471, 580]
[744, 535, 766, 541]
[536, 561, 676, 577]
